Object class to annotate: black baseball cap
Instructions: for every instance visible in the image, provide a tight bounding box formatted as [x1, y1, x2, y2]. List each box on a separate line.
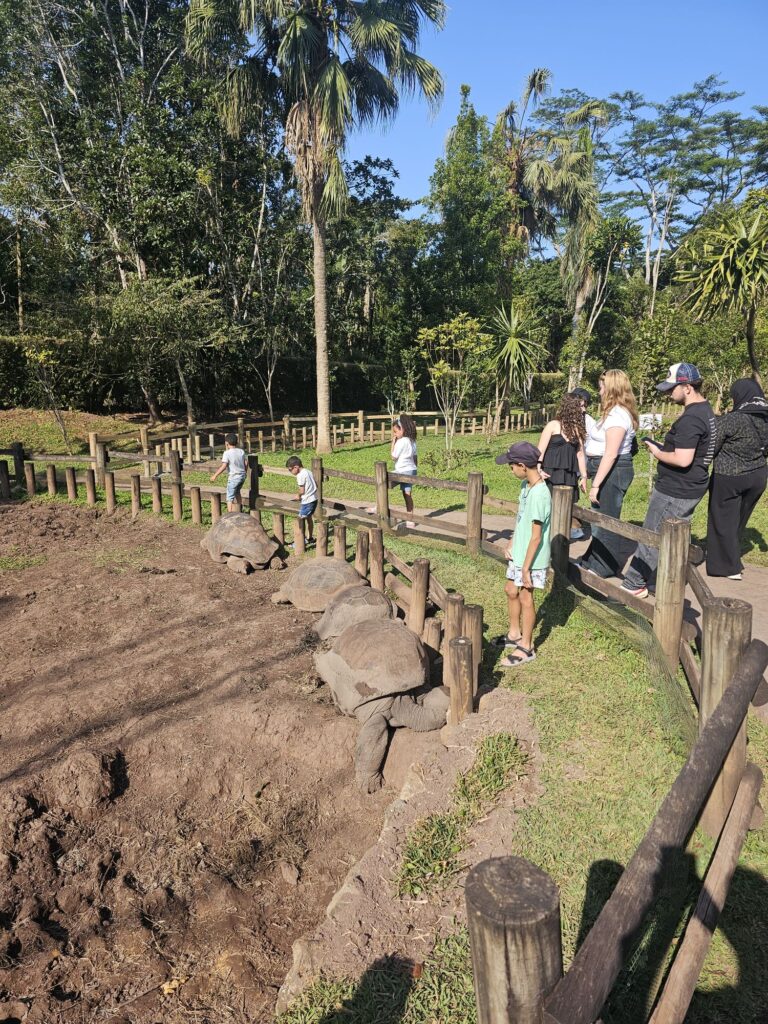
[495, 441, 541, 468]
[570, 387, 592, 404]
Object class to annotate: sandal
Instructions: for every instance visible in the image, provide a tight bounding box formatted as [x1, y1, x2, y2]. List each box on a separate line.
[499, 645, 536, 668]
[491, 634, 522, 649]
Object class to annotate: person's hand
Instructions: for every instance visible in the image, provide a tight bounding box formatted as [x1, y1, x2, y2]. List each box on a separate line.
[209, 474, 215, 482]
[504, 545, 513, 560]
[645, 439, 660, 460]
[579, 476, 588, 494]
[589, 485, 600, 507]
[522, 567, 533, 588]
[539, 469, 550, 479]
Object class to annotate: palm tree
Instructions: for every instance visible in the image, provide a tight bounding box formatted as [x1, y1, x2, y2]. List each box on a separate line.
[490, 301, 546, 425]
[677, 201, 768, 386]
[187, 1, 446, 452]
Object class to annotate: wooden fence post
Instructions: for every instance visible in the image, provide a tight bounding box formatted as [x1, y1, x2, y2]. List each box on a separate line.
[105, 471, 116, 512]
[334, 524, 347, 561]
[169, 449, 182, 483]
[237, 416, 245, 447]
[191, 486, 202, 525]
[355, 530, 369, 577]
[11, 442, 24, 487]
[374, 461, 390, 527]
[443, 593, 465, 698]
[171, 481, 183, 521]
[24, 462, 36, 495]
[653, 517, 691, 671]
[130, 474, 141, 517]
[273, 512, 285, 544]
[316, 520, 328, 556]
[293, 518, 305, 555]
[357, 409, 365, 440]
[550, 485, 574, 576]
[422, 617, 443, 659]
[466, 857, 563, 1024]
[248, 454, 260, 509]
[311, 425, 316, 449]
[407, 558, 430, 636]
[46, 464, 58, 496]
[210, 492, 221, 523]
[209, 433, 217, 459]
[95, 442, 108, 488]
[699, 597, 752, 837]
[65, 466, 77, 501]
[463, 604, 484, 696]
[0, 460, 11, 499]
[450, 638, 474, 723]
[151, 476, 163, 514]
[467, 471, 484, 557]
[139, 425, 151, 477]
[311, 457, 324, 517]
[369, 527, 385, 591]
[85, 469, 97, 506]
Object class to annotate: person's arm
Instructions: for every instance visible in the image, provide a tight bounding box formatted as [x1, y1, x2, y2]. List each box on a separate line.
[210, 459, 228, 482]
[589, 426, 625, 505]
[577, 444, 588, 493]
[646, 442, 695, 468]
[537, 422, 555, 477]
[521, 521, 543, 588]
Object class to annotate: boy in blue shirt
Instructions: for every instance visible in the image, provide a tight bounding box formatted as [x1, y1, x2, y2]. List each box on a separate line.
[493, 442, 552, 667]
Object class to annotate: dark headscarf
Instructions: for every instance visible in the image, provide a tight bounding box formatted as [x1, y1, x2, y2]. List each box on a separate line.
[730, 378, 768, 418]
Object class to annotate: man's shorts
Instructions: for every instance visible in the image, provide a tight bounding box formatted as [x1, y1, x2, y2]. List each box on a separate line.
[299, 500, 317, 519]
[226, 473, 245, 503]
[506, 562, 548, 589]
[394, 468, 417, 495]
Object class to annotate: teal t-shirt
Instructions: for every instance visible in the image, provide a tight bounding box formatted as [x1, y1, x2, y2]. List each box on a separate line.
[510, 480, 552, 570]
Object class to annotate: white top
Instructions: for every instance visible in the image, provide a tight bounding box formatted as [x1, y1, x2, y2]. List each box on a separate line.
[296, 466, 317, 502]
[585, 412, 597, 437]
[392, 437, 417, 473]
[585, 406, 635, 457]
[222, 447, 247, 477]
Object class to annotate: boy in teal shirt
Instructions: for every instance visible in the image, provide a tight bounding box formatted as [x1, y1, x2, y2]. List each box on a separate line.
[493, 441, 552, 666]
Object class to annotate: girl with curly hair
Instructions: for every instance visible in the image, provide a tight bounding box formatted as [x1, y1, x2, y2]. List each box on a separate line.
[537, 395, 588, 538]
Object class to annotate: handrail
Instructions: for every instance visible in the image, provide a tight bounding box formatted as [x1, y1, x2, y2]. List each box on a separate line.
[687, 563, 715, 606]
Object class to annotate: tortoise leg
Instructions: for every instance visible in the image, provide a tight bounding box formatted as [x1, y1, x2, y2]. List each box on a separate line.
[355, 706, 391, 793]
[389, 689, 449, 731]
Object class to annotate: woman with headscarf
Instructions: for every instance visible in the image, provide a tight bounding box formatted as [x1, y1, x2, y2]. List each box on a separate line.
[706, 378, 768, 579]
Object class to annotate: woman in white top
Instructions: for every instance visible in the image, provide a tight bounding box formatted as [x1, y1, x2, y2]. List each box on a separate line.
[580, 369, 639, 578]
[392, 414, 417, 528]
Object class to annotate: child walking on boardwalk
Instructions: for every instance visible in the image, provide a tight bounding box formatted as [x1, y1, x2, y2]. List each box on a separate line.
[392, 414, 418, 528]
[286, 456, 318, 546]
[493, 441, 552, 667]
[210, 433, 247, 512]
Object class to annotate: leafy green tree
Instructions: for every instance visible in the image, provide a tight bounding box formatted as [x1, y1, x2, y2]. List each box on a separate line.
[490, 301, 547, 421]
[188, 0, 446, 452]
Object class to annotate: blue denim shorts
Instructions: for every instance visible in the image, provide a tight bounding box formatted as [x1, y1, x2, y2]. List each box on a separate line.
[226, 473, 245, 503]
[299, 500, 317, 519]
[396, 468, 417, 494]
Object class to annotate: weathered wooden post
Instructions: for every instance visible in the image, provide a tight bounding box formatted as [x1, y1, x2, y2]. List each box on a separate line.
[85, 469, 97, 506]
[311, 457, 324, 517]
[357, 410, 365, 440]
[369, 527, 385, 591]
[699, 597, 752, 837]
[248, 454, 260, 510]
[407, 558, 430, 636]
[11, 442, 24, 487]
[89, 432, 104, 486]
[46, 464, 58, 496]
[24, 462, 36, 495]
[443, 593, 465, 694]
[653, 517, 691, 671]
[463, 604, 484, 696]
[139, 425, 151, 478]
[208, 432, 216, 459]
[130, 474, 141, 517]
[292, 518, 305, 555]
[191, 486, 202, 525]
[105, 471, 116, 512]
[210, 492, 221, 523]
[283, 415, 291, 445]
[316, 520, 328, 556]
[169, 450, 182, 484]
[271, 512, 284, 545]
[311, 424, 316, 449]
[237, 416, 245, 447]
[257, 429, 263, 453]
[466, 857, 563, 1024]
[0, 460, 11, 499]
[355, 530, 369, 577]
[334, 524, 347, 561]
[151, 476, 163, 514]
[550, 485, 574, 576]
[450, 638, 474, 722]
[421, 617, 443, 659]
[187, 425, 198, 465]
[65, 466, 77, 501]
[194, 433, 201, 463]
[466, 471, 484, 557]
[333, 424, 339, 448]
[171, 481, 183, 521]
[374, 461, 390, 527]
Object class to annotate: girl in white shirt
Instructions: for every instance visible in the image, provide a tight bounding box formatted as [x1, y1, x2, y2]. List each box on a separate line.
[580, 369, 639, 578]
[392, 415, 417, 527]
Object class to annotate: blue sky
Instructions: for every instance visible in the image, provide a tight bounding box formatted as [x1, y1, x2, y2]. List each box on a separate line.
[346, 0, 768, 206]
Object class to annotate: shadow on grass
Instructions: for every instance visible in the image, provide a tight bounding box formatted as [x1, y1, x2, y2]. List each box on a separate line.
[742, 526, 768, 555]
[315, 955, 415, 1024]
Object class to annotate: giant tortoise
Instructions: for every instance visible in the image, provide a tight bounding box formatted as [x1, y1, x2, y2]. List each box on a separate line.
[315, 619, 449, 792]
[271, 558, 366, 612]
[314, 584, 396, 640]
[201, 512, 281, 573]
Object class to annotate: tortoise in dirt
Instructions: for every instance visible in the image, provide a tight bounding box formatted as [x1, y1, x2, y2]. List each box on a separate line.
[271, 559, 366, 612]
[314, 584, 396, 640]
[315, 619, 449, 792]
[201, 512, 281, 573]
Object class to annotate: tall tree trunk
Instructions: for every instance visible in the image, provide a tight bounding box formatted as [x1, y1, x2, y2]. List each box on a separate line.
[175, 359, 194, 424]
[746, 303, 763, 388]
[15, 225, 24, 333]
[312, 209, 332, 453]
[141, 384, 162, 425]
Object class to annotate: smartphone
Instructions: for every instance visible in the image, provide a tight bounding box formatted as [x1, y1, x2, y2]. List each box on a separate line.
[640, 436, 659, 446]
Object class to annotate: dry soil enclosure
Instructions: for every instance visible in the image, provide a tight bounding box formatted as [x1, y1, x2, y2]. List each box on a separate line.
[0, 503, 395, 1022]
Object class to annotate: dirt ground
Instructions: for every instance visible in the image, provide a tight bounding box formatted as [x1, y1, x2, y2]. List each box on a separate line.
[0, 502, 394, 1023]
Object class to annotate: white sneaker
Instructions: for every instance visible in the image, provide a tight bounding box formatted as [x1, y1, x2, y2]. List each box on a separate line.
[405, 521, 416, 529]
[570, 528, 585, 541]
[365, 506, 377, 515]
[727, 573, 743, 580]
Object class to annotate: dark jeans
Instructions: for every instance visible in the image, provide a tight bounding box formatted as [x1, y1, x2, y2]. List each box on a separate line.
[581, 455, 634, 577]
[706, 466, 768, 576]
[623, 488, 701, 589]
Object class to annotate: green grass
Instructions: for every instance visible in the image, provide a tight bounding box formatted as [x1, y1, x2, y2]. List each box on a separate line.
[395, 733, 527, 897]
[0, 551, 46, 571]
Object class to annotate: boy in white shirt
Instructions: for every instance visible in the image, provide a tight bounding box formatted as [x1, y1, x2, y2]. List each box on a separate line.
[286, 456, 318, 545]
[210, 433, 247, 512]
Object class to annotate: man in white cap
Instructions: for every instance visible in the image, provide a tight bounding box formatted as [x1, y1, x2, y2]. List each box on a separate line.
[621, 363, 716, 598]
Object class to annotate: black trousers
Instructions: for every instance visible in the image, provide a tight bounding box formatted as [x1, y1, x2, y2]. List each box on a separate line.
[705, 466, 768, 576]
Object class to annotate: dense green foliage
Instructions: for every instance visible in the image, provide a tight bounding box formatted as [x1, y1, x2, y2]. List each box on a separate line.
[1, 4, 766, 429]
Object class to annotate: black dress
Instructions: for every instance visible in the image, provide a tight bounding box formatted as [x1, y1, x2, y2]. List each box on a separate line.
[541, 433, 580, 493]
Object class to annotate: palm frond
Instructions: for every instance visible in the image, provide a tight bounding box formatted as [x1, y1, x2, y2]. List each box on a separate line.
[392, 48, 443, 106]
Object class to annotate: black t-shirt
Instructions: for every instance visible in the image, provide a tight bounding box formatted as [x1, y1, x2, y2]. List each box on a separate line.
[655, 401, 716, 499]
